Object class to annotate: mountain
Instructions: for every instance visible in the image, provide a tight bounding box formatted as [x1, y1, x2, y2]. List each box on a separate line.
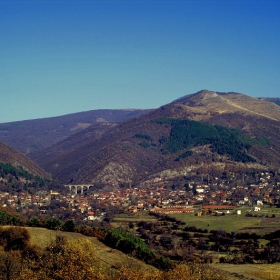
[0, 141, 50, 179]
[0, 109, 152, 155]
[31, 90, 280, 185]
[258, 97, 280, 106]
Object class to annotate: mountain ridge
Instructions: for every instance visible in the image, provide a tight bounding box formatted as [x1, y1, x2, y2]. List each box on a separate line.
[0, 109, 152, 155]
[31, 90, 280, 185]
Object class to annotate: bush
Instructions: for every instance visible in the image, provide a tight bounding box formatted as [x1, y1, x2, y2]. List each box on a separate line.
[0, 227, 31, 252]
[45, 218, 62, 230]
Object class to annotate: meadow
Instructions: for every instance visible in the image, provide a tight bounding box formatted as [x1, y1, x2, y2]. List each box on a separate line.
[170, 206, 280, 234]
[113, 206, 280, 235]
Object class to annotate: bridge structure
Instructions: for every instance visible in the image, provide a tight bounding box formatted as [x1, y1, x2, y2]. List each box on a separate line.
[64, 184, 94, 195]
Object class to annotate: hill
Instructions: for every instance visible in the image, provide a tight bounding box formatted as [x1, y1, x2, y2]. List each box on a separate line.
[0, 109, 152, 155]
[0, 141, 50, 180]
[25, 226, 157, 272]
[30, 90, 280, 186]
[258, 97, 280, 106]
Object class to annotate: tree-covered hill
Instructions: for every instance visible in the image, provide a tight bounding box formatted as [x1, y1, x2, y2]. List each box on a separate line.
[0, 162, 50, 193]
[0, 141, 50, 180]
[155, 118, 269, 162]
[30, 90, 280, 185]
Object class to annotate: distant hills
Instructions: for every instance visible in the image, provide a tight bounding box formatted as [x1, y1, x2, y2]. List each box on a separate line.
[28, 90, 280, 185]
[258, 97, 280, 106]
[0, 109, 152, 155]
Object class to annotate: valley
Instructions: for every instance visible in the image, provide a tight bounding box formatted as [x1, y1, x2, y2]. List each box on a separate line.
[0, 90, 280, 279]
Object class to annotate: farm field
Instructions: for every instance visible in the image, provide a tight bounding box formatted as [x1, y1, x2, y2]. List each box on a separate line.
[112, 212, 157, 225]
[113, 206, 280, 234]
[170, 213, 280, 234]
[169, 206, 280, 234]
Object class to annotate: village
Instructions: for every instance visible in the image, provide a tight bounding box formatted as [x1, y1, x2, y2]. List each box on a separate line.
[0, 171, 279, 223]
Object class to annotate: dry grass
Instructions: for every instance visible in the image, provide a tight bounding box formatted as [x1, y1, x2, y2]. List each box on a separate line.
[246, 264, 280, 280]
[25, 227, 157, 271]
[213, 263, 280, 280]
[23, 227, 280, 280]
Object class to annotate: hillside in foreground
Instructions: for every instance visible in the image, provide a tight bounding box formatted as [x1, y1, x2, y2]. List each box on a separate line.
[1, 225, 279, 279]
[0, 225, 226, 280]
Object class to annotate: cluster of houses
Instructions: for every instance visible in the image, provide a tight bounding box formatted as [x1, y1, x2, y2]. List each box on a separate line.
[0, 191, 50, 209]
[0, 171, 279, 219]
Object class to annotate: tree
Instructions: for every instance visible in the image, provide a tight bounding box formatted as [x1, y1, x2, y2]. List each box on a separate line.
[27, 217, 40, 227]
[61, 219, 75, 232]
[0, 250, 21, 280]
[185, 183, 191, 192]
[0, 227, 31, 252]
[192, 184, 197, 195]
[45, 218, 62, 230]
[41, 236, 106, 280]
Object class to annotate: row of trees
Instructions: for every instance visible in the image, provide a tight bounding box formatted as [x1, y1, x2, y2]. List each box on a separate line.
[27, 217, 76, 232]
[0, 207, 23, 226]
[104, 228, 171, 270]
[0, 208, 76, 232]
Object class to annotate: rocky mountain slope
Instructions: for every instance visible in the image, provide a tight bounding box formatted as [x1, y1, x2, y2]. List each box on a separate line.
[31, 90, 280, 186]
[0, 109, 152, 155]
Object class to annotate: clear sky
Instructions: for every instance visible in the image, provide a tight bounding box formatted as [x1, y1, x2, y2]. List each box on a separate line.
[1, 0, 280, 123]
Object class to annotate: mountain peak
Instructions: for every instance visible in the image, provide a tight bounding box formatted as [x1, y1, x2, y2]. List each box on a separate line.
[173, 90, 221, 103]
[174, 90, 227, 107]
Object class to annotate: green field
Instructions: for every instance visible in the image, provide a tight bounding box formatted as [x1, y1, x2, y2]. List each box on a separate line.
[170, 206, 280, 234]
[112, 212, 157, 227]
[114, 206, 280, 235]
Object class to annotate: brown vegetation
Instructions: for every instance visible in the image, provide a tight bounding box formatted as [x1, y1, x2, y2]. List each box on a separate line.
[0, 226, 228, 280]
[0, 109, 152, 155]
[0, 141, 50, 179]
[30, 90, 280, 185]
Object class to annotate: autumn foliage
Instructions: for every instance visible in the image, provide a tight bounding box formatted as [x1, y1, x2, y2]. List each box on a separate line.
[0, 226, 229, 280]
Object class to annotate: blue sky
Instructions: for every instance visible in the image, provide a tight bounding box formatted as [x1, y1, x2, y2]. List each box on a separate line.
[1, 0, 280, 123]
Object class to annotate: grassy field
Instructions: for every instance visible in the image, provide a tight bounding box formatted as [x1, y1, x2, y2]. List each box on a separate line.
[169, 206, 280, 234]
[113, 207, 280, 234]
[113, 212, 157, 223]
[213, 263, 280, 280]
[111, 212, 158, 229]
[173, 212, 260, 232]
